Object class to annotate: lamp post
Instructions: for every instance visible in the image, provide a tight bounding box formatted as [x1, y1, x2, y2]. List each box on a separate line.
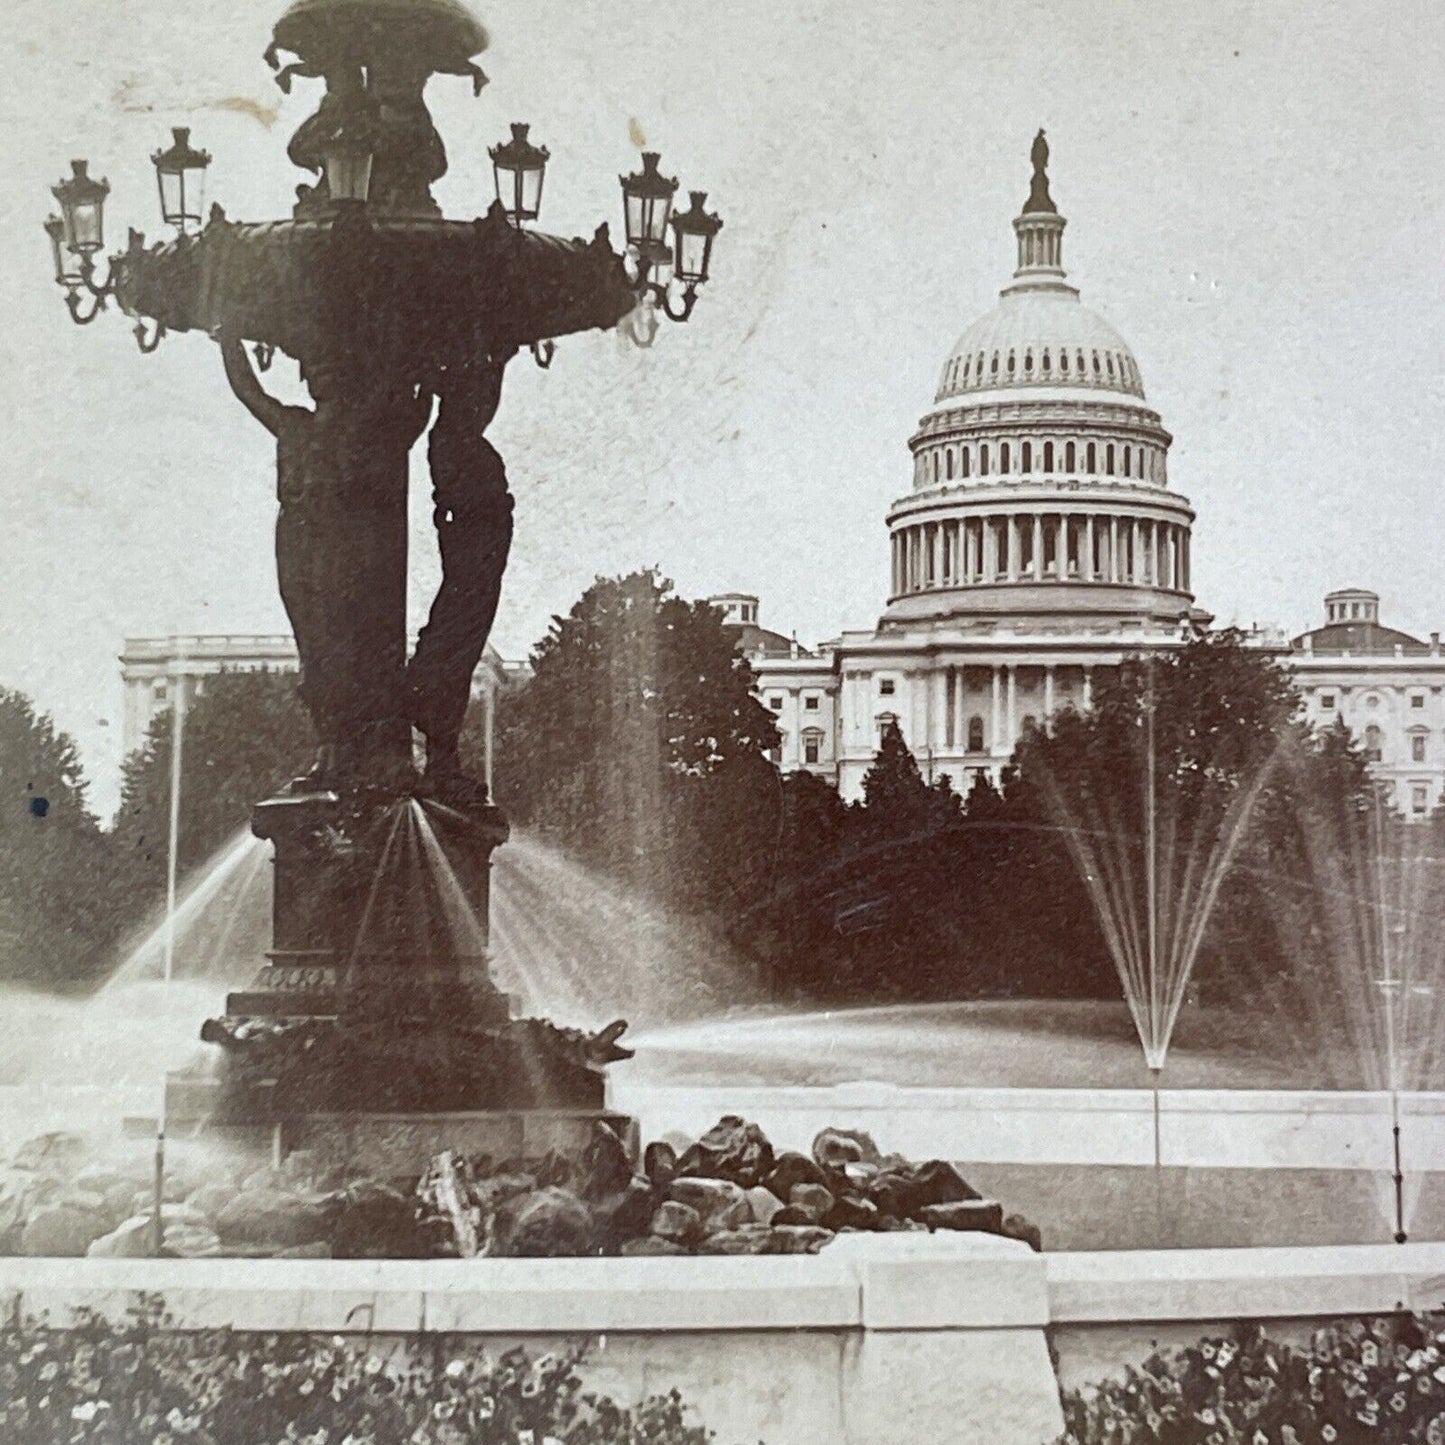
[44, 0, 720, 1122]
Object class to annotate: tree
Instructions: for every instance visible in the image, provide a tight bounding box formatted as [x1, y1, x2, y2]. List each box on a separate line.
[493, 570, 781, 908]
[0, 688, 114, 987]
[109, 669, 312, 912]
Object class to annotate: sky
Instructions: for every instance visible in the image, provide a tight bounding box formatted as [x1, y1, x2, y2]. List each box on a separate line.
[3, 0, 1443, 817]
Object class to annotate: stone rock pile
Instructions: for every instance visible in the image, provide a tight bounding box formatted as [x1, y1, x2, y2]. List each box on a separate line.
[0, 1119, 1041, 1260]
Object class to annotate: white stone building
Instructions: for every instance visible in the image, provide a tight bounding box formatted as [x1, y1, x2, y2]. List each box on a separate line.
[1289, 589, 1445, 818]
[120, 633, 514, 789]
[730, 136, 1200, 801]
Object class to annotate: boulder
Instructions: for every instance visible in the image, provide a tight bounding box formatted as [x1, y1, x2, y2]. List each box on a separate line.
[496, 1187, 595, 1258]
[73, 1164, 144, 1199]
[650, 1200, 703, 1247]
[474, 1173, 538, 1208]
[745, 1186, 784, 1227]
[21, 1202, 108, 1256]
[185, 1184, 234, 1224]
[763, 1152, 829, 1200]
[916, 1200, 1004, 1234]
[669, 1178, 750, 1234]
[812, 1127, 882, 1170]
[581, 1122, 634, 1202]
[699, 1225, 773, 1256]
[87, 1216, 158, 1258]
[0, 1169, 55, 1242]
[643, 1141, 678, 1191]
[275, 1241, 333, 1260]
[825, 1195, 880, 1231]
[1001, 1212, 1043, 1252]
[767, 1224, 834, 1255]
[162, 1223, 222, 1259]
[621, 1236, 687, 1257]
[787, 1183, 836, 1225]
[869, 1159, 979, 1219]
[769, 1206, 816, 1227]
[12, 1132, 87, 1179]
[678, 1116, 775, 1188]
[326, 1182, 423, 1259]
[593, 1177, 655, 1247]
[215, 1188, 329, 1249]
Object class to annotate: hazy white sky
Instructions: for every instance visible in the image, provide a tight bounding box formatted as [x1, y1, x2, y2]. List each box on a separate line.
[3, 0, 1443, 815]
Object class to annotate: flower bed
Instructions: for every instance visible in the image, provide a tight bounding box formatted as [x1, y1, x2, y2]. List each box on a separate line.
[0, 1116, 1039, 1260]
[0, 1299, 712, 1444]
[1060, 1317, 1445, 1444]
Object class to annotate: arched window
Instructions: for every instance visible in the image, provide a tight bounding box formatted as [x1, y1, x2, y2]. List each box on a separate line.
[1042, 349, 1051, 374]
[946, 449, 955, 480]
[1007, 351, 1016, 374]
[1364, 724, 1384, 762]
[978, 352, 985, 378]
[980, 444, 990, 475]
[1091, 351, 1101, 375]
[1106, 444, 1116, 475]
[1086, 442, 1097, 472]
[1021, 441, 1033, 473]
[932, 452, 939, 483]
[1043, 441, 1055, 472]
[1024, 350, 1034, 373]
[1077, 350, 1086, 374]
[961, 447, 971, 478]
[962, 358, 970, 382]
[990, 353, 1000, 377]
[1060, 351, 1069, 374]
[1105, 354, 1115, 379]
[1122, 447, 1131, 478]
[968, 715, 985, 752]
[1065, 441, 1076, 471]
[1000, 442, 1011, 472]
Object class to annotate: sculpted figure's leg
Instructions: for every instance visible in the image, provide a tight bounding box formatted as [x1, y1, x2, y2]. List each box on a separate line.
[409, 383, 514, 797]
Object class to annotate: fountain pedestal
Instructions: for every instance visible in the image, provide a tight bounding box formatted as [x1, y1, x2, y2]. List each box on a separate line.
[167, 786, 634, 1166]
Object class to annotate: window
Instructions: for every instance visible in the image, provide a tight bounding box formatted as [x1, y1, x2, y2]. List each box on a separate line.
[877, 712, 898, 744]
[961, 448, 970, 478]
[968, 715, 984, 752]
[1065, 441, 1076, 471]
[1412, 694, 1426, 709]
[1412, 783, 1429, 816]
[946, 450, 955, 480]
[803, 729, 824, 765]
[980, 444, 990, 475]
[804, 695, 820, 711]
[154, 683, 168, 703]
[1086, 442, 1097, 472]
[1021, 442, 1032, 473]
[1000, 442, 1011, 472]
[1043, 441, 1054, 472]
[1320, 694, 1336, 710]
[1106, 444, 1116, 475]
[1364, 724, 1384, 762]
[879, 678, 895, 697]
[1412, 734, 1427, 763]
[767, 694, 783, 711]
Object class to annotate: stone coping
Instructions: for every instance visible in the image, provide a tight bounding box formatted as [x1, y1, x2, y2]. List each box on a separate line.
[0, 1234, 1045, 1336]
[1045, 1242, 1445, 1324]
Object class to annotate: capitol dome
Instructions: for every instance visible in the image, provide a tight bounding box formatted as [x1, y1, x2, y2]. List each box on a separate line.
[884, 131, 1194, 634]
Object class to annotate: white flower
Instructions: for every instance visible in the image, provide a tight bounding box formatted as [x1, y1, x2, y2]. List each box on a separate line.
[71, 1401, 107, 1422]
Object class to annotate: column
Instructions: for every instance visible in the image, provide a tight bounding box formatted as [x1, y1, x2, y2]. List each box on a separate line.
[1044, 664, 1055, 717]
[1110, 517, 1120, 583]
[932, 668, 948, 751]
[965, 520, 977, 583]
[982, 517, 995, 580]
[891, 534, 900, 594]
[1008, 516, 1021, 581]
[933, 524, 944, 587]
[1182, 531, 1191, 592]
[957, 664, 968, 747]
[1084, 515, 1095, 580]
[1131, 519, 1142, 584]
[1006, 665, 1018, 750]
[1082, 665, 1094, 710]
[1149, 521, 1160, 587]
[991, 666, 1002, 753]
[1032, 514, 1044, 580]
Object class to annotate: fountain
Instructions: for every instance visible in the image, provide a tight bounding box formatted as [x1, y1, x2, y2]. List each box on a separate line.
[42, 0, 727, 1181]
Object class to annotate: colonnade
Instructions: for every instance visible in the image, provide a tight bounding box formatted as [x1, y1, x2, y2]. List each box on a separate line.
[890, 513, 1190, 596]
[913, 435, 1166, 488]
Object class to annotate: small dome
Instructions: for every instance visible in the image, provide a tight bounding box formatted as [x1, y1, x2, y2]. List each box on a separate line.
[936, 291, 1145, 402]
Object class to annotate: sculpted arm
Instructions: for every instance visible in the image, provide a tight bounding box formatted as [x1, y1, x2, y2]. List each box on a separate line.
[219, 336, 291, 437]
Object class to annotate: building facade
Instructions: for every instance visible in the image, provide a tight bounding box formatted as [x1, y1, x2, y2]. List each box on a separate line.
[730, 136, 1200, 801]
[120, 633, 514, 790]
[724, 143, 1442, 816]
[1290, 589, 1445, 818]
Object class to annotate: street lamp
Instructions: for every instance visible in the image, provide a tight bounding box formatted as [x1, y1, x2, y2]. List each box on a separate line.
[52, 159, 109, 254]
[619, 157, 722, 326]
[322, 130, 375, 205]
[151, 127, 212, 233]
[489, 123, 549, 226]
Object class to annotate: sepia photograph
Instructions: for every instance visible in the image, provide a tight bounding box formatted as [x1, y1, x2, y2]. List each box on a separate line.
[1, 0, 1443, 1439]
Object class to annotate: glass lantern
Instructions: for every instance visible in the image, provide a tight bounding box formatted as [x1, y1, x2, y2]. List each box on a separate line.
[51, 160, 110, 255]
[669, 191, 723, 288]
[151, 127, 212, 234]
[620, 152, 678, 256]
[43, 214, 80, 286]
[324, 132, 375, 204]
[489, 123, 549, 225]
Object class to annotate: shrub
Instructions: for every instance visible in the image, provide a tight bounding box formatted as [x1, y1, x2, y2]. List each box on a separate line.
[1060, 1317, 1445, 1444]
[0, 1297, 713, 1443]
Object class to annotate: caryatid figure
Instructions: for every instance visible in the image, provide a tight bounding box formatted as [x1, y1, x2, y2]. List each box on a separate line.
[407, 351, 516, 804]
